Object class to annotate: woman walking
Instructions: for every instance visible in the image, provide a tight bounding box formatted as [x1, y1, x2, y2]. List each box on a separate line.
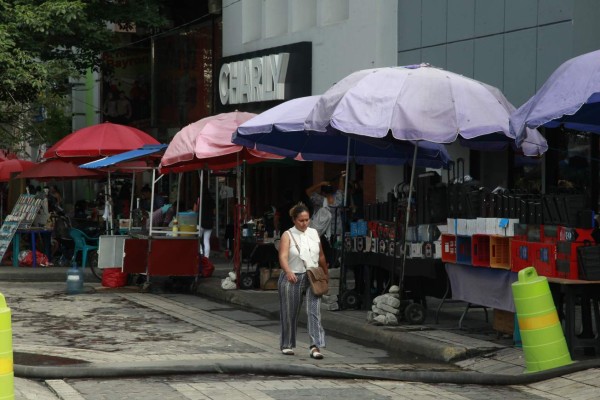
[278, 203, 328, 359]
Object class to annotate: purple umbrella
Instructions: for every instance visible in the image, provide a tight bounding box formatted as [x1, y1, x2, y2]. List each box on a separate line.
[511, 49, 600, 143]
[306, 64, 546, 155]
[234, 95, 452, 168]
[304, 64, 547, 290]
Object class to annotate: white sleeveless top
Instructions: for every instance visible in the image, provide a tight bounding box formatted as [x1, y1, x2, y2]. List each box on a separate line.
[286, 226, 321, 273]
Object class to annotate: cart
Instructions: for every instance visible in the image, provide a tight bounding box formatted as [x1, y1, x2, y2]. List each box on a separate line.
[81, 145, 204, 291]
[239, 239, 279, 289]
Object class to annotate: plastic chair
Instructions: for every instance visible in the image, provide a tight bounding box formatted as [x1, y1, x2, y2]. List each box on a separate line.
[69, 228, 99, 269]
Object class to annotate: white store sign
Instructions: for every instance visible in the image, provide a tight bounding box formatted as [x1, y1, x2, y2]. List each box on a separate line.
[218, 53, 290, 105]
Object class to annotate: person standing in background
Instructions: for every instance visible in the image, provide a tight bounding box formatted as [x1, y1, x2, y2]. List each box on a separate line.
[305, 172, 345, 267]
[195, 187, 215, 258]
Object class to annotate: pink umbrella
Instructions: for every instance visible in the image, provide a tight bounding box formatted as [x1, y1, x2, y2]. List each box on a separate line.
[43, 122, 160, 161]
[0, 159, 36, 182]
[160, 111, 282, 173]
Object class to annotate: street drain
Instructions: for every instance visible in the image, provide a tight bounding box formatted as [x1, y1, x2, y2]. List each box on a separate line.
[13, 352, 90, 366]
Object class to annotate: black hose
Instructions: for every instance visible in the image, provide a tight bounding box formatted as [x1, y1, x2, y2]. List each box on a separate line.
[14, 358, 600, 385]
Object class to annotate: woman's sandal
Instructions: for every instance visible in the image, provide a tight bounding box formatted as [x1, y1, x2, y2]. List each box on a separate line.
[281, 348, 294, 355]
[309, 346, 324, 359]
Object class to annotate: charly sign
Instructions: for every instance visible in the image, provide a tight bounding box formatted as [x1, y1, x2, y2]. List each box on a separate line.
[215, 42, 311, 112]
[219, 53, 289, 105]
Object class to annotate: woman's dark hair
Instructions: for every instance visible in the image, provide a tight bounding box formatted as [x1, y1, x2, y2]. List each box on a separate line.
[289, 202, 309, 220]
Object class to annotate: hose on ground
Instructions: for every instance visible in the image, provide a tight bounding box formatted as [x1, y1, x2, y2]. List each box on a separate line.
[13, 358, 600, 386]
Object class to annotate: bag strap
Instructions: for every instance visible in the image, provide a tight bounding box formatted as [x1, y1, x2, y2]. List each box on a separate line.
[287, 229, 307, 270]
[288, 229, 300, 253]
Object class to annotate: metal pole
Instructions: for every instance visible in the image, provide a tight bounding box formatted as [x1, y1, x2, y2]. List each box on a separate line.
[150, 37, 157, 128]
[176, 173, 182, 214]
[343, 137, 351, 207]
[104, 181, 110, 234]
[128, 172, 136, 231]
[400, 144, 419, 293]
[215, 176, 220, 238]
[149, 169, 156, 235]
[108, 171, 113, 235]
[198, 169, 204, 233]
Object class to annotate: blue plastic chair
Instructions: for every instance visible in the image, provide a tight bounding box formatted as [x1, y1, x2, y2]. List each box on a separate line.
[69, 228, 99, 269]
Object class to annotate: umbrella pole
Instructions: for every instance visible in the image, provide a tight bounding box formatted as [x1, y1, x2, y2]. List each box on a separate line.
[108, 171, 113, 235]
[236, 153, 241, 204]
[400, 144, 419, 294]
[104, 180, 110, 235]
[343, 137, 350, 206]
[215, 176, 220, 238]
[199, 170, 204, 246]
[129, 172, 136, 232]
[176, 173, 182, 214]
[339, 137, 351, 299]
[149, 169, 156, 236]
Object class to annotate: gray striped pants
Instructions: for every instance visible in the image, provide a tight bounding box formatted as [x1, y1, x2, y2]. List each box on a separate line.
[278, 272, 326, 350]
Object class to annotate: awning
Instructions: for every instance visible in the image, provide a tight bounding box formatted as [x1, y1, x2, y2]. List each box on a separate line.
[80, 144, 167, 169]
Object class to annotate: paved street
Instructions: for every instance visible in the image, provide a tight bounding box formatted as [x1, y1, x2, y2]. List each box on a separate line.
[3, 281, 600, 399]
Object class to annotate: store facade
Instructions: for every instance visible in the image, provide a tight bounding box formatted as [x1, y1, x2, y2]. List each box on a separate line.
[221, 0, 399, 213]
[397, 0, 600, 200]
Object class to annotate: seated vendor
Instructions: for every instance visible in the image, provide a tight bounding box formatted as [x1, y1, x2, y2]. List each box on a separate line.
[147, 203, 177, 228]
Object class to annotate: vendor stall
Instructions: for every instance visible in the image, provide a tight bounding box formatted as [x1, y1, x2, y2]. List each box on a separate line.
[81, 144, 202, 291]
[160, 112, 282, 287]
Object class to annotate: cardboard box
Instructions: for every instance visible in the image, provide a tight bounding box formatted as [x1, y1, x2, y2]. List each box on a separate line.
[456, 219, 469, 236]
[493, 309, 515, 335]
[260, 268, 281, 290]
[410, 242, 423, 258]
[433, 240, 442, 259]
[476, 218, 487, 235]
[466, 219, 478, 236]
[486, 218, 498, 235]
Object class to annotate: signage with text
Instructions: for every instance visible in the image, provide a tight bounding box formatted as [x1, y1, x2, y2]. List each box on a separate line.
[215, 42, 311, 113]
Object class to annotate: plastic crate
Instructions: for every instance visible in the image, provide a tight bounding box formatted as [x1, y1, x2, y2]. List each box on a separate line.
[456, 235, 472, 265]
[511, 239, 532, 272]
[441, 234, 457, 263]
[556, 241, 589, 279]
[471, 234, 491, 267]
[556, 259, 578, 280]
[526, 225, 542, 242]
[558, 226, 594, 243]
[541, 225, 559, 244]
[532, 242, 557, 277]
[490, 236, 511, 269]
[513, 223, 528, 241]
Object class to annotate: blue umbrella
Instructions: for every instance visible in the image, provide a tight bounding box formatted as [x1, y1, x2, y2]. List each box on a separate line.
[234, 95, 452, 169]
[511, 49, 600, 142]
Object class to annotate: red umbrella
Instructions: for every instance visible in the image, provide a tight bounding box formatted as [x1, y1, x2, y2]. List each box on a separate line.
[0, 159, 36, 182]
[160, 112, 282, 173]
[16, 159, 101, 181]
[43, 122, 160, 161]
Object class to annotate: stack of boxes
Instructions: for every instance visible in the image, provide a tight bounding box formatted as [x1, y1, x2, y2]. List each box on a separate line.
[346, 220, 442, 260]
[442, 217, 595, 279]
[442, 217, 517, 270]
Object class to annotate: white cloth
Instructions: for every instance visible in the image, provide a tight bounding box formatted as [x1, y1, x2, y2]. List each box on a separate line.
[286, 226, 320, 273]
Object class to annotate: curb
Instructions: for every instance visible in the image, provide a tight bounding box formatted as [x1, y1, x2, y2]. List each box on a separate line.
[0, 268, 98, 283]
[196, 279, 476, 363]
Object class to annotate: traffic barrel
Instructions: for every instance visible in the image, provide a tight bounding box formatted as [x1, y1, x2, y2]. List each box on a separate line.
[0, 293, 13, 400]
[512, 267, 572, 372]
